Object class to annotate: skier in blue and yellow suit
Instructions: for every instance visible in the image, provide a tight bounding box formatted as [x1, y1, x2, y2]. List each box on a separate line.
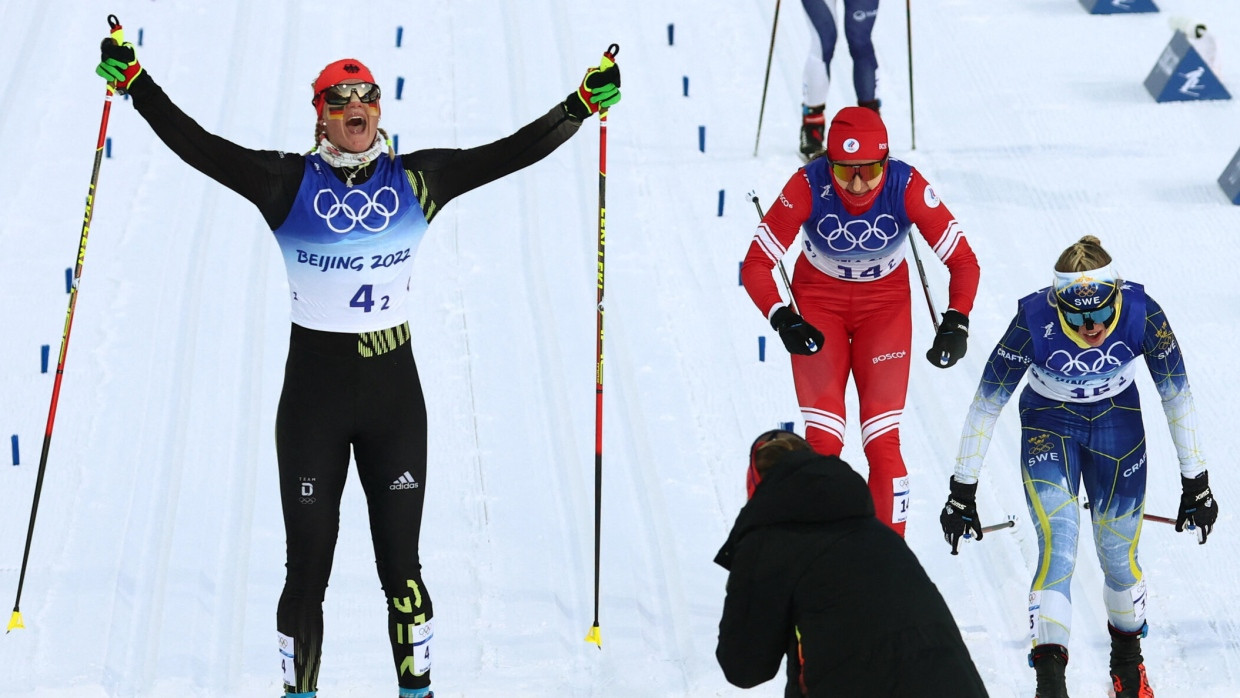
[938, 236, 1218, 698]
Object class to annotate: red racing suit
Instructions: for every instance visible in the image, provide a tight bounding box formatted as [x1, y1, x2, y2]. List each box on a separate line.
[741, 157, 979, 536]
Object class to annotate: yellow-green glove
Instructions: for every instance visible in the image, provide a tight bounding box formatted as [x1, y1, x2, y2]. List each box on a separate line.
[96, 22, 143, 93]
[565, 49, 620, 120]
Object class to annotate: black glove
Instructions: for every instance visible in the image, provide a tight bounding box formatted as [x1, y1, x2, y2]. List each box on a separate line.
[1176, 471, 1217, 544]
[941, 476, 982, 555]
[926, 309, 969, 369]
[770, 306, 823, 356]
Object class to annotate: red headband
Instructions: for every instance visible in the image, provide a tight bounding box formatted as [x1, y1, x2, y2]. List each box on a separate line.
[311, 58, 376, 114]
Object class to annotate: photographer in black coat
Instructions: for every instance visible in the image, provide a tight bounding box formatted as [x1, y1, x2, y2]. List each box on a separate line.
[715, 430, 988, 697]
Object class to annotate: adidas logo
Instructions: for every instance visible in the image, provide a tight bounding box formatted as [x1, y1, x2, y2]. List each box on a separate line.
[390, 471, 420, 491]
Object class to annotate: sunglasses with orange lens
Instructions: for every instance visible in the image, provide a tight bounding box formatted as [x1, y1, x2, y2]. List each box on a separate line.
[830, 158, 887, 182]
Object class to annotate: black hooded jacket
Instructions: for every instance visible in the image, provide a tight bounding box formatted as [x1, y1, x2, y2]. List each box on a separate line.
[715, 451, 989, 698]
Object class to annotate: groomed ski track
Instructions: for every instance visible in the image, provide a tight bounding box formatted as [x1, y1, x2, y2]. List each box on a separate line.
[2, 0, 1239, 696]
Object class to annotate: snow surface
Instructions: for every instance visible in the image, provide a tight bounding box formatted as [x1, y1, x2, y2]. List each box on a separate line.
[2, 0, 1239, 696]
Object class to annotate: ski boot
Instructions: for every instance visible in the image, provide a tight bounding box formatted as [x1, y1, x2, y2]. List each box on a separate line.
[1109, 623, 1154, 697]
[799, 104, 826, 162]
[1029, 643, 1069, 698]
[859, 98, 882, 115]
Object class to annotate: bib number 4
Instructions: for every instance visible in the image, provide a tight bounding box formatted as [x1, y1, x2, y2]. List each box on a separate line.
[350, 284, 391, 313]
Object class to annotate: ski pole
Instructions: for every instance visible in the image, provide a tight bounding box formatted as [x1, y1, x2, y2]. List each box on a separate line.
[585, 42, 618, 651]
[908, 235, 939, 334]
[979, 515, 1018, 534]
[8, 14, 122, 634]
[747, 192, 799, 315]
[753, 0, 782, 157]
[952, 515, 1019, 555]
[905, 0, 917, 150]
[1083, 499, 1176, 526]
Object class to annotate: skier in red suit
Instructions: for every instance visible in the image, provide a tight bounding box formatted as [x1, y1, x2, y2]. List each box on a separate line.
[741, 107, 980, 537]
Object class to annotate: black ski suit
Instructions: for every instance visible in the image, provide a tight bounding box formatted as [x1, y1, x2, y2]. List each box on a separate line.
[123, 70, 584, 694]
[715, 450, 989, 697]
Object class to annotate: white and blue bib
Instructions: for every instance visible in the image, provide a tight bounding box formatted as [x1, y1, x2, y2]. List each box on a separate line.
[273, 155, 429, 332]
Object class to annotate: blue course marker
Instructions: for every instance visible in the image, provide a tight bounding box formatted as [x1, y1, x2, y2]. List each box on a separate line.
[395, 77, 405, 100]
[396, 26, 404, 47]
[138, 28, 144, 46]
[780, 421, 794, 432]
[41, 345, 49, 373]
[105, 137, 112, 158]
[758, 336, 766, 362]
[11, 435, 18, 466]
[717, 189, 725, 216]
[668, 23, 674, 45]
[683, 76, 689, 97]
[738, 261, 743, 286]
[392, 134, 399, 153]
[65, 268, 72, 293]
[698, 125, 705, 153]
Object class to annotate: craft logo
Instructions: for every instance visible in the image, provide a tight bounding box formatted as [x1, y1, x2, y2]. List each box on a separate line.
[996, 347, 1031, 365]
[1123, 452, 1147, 478]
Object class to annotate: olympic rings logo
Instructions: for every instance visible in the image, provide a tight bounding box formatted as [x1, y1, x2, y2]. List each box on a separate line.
[1027, 434, 1054, 454]
[815, 213, 900, 252]
[1046, 342, 1136, 376]
[313, 186, 400, 234]
[1073, 283, 1098, 299]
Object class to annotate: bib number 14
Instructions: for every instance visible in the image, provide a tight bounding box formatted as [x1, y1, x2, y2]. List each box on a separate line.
[350, 284, 391, 313]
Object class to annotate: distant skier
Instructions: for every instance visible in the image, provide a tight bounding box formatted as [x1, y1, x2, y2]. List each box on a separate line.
[798, 0, 882, 160]
[96, 27, 620, 698]
[939, 236, 1217, 698]
[715, 429, 989, 697]
[742, 106, 979, 537]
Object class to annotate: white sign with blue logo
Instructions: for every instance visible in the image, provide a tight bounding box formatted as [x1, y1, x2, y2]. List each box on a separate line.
[1144, 31, 1231, 102]
[1219, 148, 1240, 205]
[1079, 0, 1157, 14]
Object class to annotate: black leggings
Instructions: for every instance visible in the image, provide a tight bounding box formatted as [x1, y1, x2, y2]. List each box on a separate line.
[275, 322, 432, 693]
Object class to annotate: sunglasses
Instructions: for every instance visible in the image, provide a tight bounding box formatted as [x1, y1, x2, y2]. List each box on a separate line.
[1061, 304, 1115, 329]
[320, 82, 382, 106]
[831, 158, 886, 182]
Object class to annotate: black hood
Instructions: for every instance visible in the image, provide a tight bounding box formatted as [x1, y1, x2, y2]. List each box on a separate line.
[714, 450, 875, 570]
